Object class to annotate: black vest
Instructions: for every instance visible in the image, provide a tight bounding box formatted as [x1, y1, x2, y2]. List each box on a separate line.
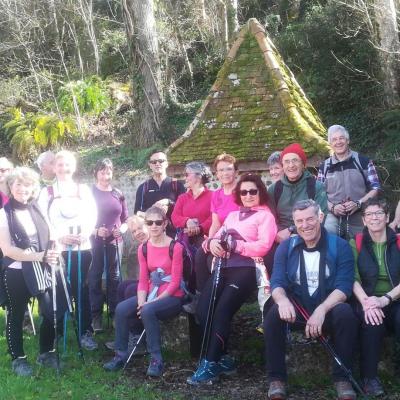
[357, 227, 400, 296]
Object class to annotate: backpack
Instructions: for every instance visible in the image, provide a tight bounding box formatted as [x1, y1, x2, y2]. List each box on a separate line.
[46, 184, 81, 216]
[322, 153, 369, 188]
[354, 233, 400, 253]
[141, 239, 194, 296]
[140, 178, 179, 211]
[274, 175, 316, 205]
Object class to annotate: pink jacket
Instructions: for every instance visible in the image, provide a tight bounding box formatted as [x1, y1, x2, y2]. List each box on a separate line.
[214, 205, 277, 258]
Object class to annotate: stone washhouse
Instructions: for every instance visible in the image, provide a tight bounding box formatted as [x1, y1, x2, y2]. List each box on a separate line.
[166, 18, 330, 182]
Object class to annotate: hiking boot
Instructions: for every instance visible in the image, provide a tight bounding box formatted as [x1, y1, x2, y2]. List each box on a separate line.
[36, 351, 61, 370]
[362, 377, 384, 397]
[268, 380, 287, 399]
[92, 315, 103, 333]
[103, 352, 127, 372]
[183, 293, 200, 314]
[218, 354, 237, 376]
[12, 357, 33, 377]
[334, 381, 356, 400]
[80, 331, 98, 351]
[186, 359, 222, 385]
[146, 358, 164, 377]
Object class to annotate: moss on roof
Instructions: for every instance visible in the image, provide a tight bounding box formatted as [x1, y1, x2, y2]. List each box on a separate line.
[167, 18, 329, 167]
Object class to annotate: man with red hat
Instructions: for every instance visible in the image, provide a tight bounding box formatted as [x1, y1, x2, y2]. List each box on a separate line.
[267, 143, 327, 244]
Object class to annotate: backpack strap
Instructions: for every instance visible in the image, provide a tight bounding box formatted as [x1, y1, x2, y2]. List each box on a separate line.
[306, 176, 316, 200]
[323, 158, 332, 181]
[142, 241, 148, 261]
[171, 178, 178, 194]
[351, 153, 369, 189]
[169, 240, 176, 259]
[140, 181, 149, 211]
[355, 233, 363, 253]
[274, 180, 284, 205]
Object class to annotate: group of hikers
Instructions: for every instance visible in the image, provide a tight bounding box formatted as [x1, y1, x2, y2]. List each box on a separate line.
[0, 123, 399, 400]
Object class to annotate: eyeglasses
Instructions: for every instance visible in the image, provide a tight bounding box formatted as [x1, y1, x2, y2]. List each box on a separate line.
[364, 211, 386, 219]
[145, 219, 164, 226]
[149, 159, 166, 165]
[217, 167, 235, 173]
[239, 189, 258, 196]
[282, 158, 302, 166]
[0, 168, 10, 173]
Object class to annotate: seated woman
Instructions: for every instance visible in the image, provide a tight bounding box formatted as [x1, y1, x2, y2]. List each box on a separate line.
[171, 161, 213, 249]
[103, 206, 184, 376]
[187, 173, 277, 385]
[0, 167, 61, 376]
[351, 197, 400, 397]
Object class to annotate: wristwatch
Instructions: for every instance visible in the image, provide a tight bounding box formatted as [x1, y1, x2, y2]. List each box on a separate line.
[355, 200, 362, 210]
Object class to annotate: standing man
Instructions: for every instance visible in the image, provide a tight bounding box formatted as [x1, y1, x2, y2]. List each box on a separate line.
[264, 200, 357, 400]
[36, 151, 56, 186]
[268, 143, 327, 244]
[317, 125, 380, 239]
[134, 150, 185, 236]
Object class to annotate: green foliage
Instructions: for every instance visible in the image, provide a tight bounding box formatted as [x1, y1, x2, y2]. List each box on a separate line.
[1, 108, 78, 161]
[57, 76, 111, 116]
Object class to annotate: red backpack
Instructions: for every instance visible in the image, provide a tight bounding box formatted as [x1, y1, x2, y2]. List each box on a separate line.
[354, 232, 400, 253]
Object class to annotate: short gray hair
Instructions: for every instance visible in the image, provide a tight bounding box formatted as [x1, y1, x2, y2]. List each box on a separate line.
[185, 161, 212, 184]
[327, 125, 349, 143]
[7, 167, 40, 200]
[267, 151, 282, 168]
[292, 199, 321, 216]
[36, 151, 55, 169]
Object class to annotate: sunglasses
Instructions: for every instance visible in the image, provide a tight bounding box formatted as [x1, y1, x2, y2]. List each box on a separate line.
[145, 219, 165, 226]
[239, 189, 258, 196]
[149, 159, 166, 165]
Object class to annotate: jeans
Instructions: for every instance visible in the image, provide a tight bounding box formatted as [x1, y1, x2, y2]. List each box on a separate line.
[114, 295, 182, 358]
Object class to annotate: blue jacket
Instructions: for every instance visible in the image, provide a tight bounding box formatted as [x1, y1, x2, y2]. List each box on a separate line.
[271, 229, 355, 303]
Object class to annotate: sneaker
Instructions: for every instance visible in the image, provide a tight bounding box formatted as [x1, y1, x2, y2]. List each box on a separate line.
[334, 381, 356, 400]
[37, 351, 61, 370]
[267, 380, 287, 400]
[103, 352, 127, 372]
[104, 341, 115, 351]
[92, 315, 103, 333]
[80, 331, 98, 351]
[12, 357, 33, 377]
[218, 354, 237, 376]
[186, 359, 222, 385]
[362, 377, 384, 397]
[128, 333, 147, 356]
[146, 358, 164, 377]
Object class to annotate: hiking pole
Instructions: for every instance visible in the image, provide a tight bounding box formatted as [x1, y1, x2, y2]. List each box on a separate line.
[63, 226, 73, 352]
[123, 329, 146, 370]
[290, 297, 366, 397]
[57, 245, 85, 362]
[27, 302, 36, 336]
[77, 225, 82, 341]
[114, 224, 123, 283]
[102, 224, 110, 329]
[46, 240, 61, 376]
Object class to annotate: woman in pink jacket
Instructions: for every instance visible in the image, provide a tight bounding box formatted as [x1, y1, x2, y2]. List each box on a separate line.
[187, 173, 277, 385]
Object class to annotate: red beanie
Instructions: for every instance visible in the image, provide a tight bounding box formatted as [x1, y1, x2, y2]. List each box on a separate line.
[280, 143, 307, 166]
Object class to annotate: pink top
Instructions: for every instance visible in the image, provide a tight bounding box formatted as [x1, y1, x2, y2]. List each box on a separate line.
[137, 241, 184, 298]
[210, 188, 239, 224]
[171, 188, 212, 234]
[214, 205, 277, 258]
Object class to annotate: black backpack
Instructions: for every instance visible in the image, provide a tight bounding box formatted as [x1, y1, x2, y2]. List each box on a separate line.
[273, 175, 316, 205]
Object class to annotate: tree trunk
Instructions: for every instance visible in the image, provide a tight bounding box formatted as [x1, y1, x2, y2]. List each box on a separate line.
[374, 0, 400, 107]
[122, 0, 163, 146]
[226, 0, 239, 39]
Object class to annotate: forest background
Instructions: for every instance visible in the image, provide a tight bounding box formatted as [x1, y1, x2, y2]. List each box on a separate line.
[0, 0, 400, 196]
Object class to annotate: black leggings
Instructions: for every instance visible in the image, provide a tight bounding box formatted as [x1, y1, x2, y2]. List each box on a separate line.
[194, 247, 213, 292]
[4, 268, 58, 359]
[196, 266, 257, 361]
[62, 249, 93, 334]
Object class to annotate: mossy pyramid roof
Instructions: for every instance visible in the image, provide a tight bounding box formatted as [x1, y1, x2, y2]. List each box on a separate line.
[166, 18, 329, 168]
